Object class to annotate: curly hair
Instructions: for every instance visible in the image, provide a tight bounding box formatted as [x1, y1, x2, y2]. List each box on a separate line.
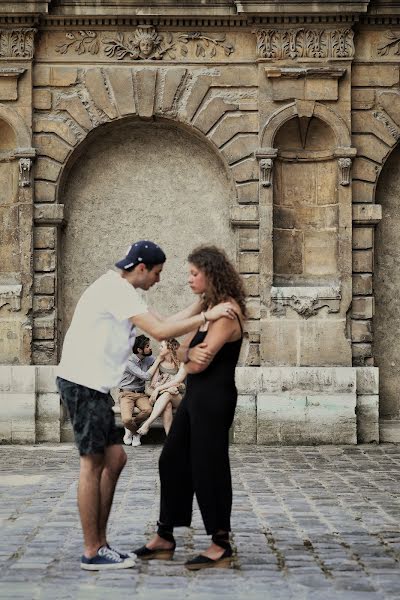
[165, 338, 180, 368]
[188, 245, 248, 318]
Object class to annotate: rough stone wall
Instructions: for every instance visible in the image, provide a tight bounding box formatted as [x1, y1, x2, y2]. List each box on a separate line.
[0, 0, 399, 443]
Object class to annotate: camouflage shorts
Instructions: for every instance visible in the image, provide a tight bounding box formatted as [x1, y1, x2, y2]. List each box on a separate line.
[56, 377, 123, 456]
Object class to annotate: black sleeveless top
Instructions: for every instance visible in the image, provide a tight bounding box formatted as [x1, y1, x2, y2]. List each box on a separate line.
[185, 317, 243, 398]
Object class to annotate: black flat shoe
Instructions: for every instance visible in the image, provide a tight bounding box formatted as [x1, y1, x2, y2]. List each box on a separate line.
[185, 531, 233, 571]
[134, 544, 175, 560]
[134, 521, 176, 561]
[185, 547, 232, 570]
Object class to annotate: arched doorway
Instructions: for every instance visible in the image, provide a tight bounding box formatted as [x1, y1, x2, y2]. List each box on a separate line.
[58, 119, 236, 345]
[375, 144, 400, 421]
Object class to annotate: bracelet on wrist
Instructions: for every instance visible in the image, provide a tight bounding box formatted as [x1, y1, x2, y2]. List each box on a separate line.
[201, 311, 208, 324]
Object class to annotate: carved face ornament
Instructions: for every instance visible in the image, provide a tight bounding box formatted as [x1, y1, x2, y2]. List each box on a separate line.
[131, 28, 162, 58]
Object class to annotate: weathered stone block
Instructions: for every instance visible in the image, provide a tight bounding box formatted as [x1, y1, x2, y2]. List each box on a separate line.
[232, 394, 256, 444]
[239, 252, 259, 273]
[352, 65, 399, 87]
[247, 343, 260, 366]
[36, 393, 61, 443]
[34, 273, 55, 295]
[237, 181, 258, 204]
[242, 274, 259, 296]
[274, 206, 294, 229]
[239, 229, 259, 251]
[85, 69, 117, 119]
[357, 395, 379, 443]
[352, 157, 379, 183]
[274, 229, 303, 274]
[33, 316, 55, 340]
[36, 366, 59, 393]
[210, 112, 258, 148]
[352, 228, 373, 250]
[352, 296, 374, 319]
[353, 204, 382, 224]
[33, 295, 55, 314]
[135, 69, 157, 118]
[35, 181, 56, 203]
[299, 320, 352, 366]
[246, 297, 260, 320]
[34, 134, 71, 163]
[230, 205, 258, 224]
[231, 158, 258, 183]
[352, 249, 373, 273]
[106, 67, 136, 116]
[352, 111, 398, 148]
[356, 367, 379, 395]
[34, 249, 56, 272]
[34, 226, 55, 250]
[351, 89, 375, 110]
[34, 204, 64, 225]
[352, 342, 373, 363]
[0, 322, 21, 364]
[261, 320, 298, 365]
[34, 66, 78, 87]
[33, 116, 79, 146]
[257, 392, 357, 445]
[352, 133, 390, 164]
[377, 90, 400, 128]
[160, 67, 186, 113]
[351, 319, 372, 343]
[304, 230, 337, 276]
[34, 158, 62, 183]
[235, 366, 261, 394]
[193, 97, 238, 134]
[33, 89, 52, 110]
[222, 134, 258, 165]
[33, 341, 56, 365]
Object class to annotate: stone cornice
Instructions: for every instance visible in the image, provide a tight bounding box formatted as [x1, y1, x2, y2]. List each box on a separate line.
[0, 1, 51, 16]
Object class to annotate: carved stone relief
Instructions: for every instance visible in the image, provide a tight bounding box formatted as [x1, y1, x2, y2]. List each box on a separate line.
[0, 29, 35, 59]
[56, 27, 235, 60]
[377, 31, 400, 56]
[271, 286, 341, 319]
[338, 157, 352, 186]
[256, 28, 354, 60]
[18, 158, 32, 188]
[373, 110, 400, 141]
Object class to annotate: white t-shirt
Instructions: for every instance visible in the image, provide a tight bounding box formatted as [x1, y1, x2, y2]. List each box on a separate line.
[57, 270, 148, 393]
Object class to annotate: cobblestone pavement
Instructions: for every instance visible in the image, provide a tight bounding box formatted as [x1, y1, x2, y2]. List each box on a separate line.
[1, 444, 400, 600]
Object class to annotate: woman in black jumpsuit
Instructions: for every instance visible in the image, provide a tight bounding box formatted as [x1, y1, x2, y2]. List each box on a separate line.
[134, 246, 247, 569]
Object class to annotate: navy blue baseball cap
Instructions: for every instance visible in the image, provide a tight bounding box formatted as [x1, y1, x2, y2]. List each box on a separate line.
[115, 240, 166, 270]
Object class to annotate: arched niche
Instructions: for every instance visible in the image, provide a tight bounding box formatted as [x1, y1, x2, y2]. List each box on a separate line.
[58, 118, 236, 342]
[272, 115, 339, 285]
[374, 143, 400, 421]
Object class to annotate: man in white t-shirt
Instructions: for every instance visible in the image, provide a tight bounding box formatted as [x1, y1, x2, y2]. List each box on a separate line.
[56, 240, 236, 571]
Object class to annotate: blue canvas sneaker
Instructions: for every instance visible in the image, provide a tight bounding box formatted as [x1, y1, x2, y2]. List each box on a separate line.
[107, 544, 136, 560]
[81, 545, 136, 570]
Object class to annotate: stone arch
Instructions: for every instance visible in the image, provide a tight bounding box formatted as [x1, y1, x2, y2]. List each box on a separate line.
[33, 65, 259, 204]
[57, 117, 238, 342]
[260, 100, 351, 149]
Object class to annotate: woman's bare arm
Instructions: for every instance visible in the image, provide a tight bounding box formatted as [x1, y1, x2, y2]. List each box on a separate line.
[147, 299, 203, 323]
[157, 365, 187, 392]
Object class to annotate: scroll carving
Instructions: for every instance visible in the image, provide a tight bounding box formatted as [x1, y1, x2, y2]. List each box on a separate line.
[56, 27, 235, 60]
[0, 29, 35, 59]
[256, 28, 354, 60]
[338, 158, 352, 186]
[377, 31, 400, 56]
[271, 286, 341, 319]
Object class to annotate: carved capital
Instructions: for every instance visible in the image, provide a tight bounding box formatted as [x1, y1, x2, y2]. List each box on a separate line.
[19, 158, 32, 188]
[260, 158, 273, 188]
[0, 29, 35, 59]
[338, 157, 352, 186]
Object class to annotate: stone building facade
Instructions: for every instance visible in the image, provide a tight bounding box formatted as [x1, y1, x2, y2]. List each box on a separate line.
[1, 0, 400, 445]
